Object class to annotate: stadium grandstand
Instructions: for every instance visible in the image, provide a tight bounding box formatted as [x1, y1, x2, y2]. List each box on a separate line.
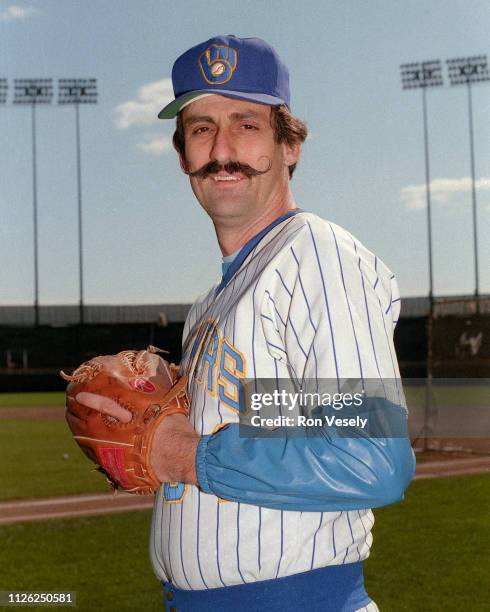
[0, 295, 488, 391]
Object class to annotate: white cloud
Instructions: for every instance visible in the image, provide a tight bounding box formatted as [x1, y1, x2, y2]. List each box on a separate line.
[114, 78, 173, 129]
[0, 4, 35, 22]
[402, 177, 490, 210]
[137, 135, 173, 156]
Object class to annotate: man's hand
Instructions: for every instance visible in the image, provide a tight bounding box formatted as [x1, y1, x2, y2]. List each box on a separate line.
[76, 392, 200, 486]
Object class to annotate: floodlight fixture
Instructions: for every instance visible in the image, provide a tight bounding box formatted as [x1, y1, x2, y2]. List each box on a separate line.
[400, 61, 443, 90]
[58, 78, 98, 104]
[0, 79, 7, 104]
[447, 55, 489, 86]
[13, 78, 53, 104]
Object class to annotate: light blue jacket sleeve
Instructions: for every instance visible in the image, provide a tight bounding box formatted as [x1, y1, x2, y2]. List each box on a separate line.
[195, 399, 415, 511]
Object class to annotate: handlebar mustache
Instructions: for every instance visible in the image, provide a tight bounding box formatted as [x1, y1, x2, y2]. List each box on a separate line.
[187, 159, 272, 179]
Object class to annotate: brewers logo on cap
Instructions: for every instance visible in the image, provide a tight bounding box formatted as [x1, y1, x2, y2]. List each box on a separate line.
[198, 44, 238, 85]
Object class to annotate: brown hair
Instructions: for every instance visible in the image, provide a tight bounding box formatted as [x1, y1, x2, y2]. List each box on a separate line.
[173, 104, 307, 179]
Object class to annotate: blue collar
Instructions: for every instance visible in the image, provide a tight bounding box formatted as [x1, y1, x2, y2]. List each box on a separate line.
[215, 209, 302, 295]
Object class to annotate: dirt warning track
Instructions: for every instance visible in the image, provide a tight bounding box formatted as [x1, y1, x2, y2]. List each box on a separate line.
[0, 492, 154, 525]
[0, 406, 65, 420]
[414, 456, 490, 479]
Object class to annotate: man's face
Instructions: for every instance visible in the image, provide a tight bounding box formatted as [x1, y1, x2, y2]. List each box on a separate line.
[179, 95, 299, 225]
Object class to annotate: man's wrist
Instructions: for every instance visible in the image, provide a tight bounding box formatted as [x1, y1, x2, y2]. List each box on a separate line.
[173, 432, 200, 485]
[150, 414, 200, 486]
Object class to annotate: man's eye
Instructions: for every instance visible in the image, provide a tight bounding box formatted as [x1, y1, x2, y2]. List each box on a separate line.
[192, 126, 209, 135]
[242, 124, 258, 130]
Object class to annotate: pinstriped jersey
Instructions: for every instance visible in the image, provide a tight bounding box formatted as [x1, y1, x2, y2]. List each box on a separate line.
[150, 211, 402, 589]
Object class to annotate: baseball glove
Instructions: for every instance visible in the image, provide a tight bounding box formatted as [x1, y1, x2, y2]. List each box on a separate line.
[61, 346, 188, 495]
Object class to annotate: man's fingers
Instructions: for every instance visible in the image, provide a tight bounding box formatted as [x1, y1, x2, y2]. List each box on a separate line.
[75, 392, 132, 423]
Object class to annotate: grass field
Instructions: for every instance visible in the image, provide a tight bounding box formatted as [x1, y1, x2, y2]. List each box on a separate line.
[0, 420, 108, 500]
[0, 392, 65, 407]
[0, 384, 489, 409]
[365, 474, 490, 610]
[0, 511, 160, 612]
[0, 475, 488, 611]
[403, 382, 490, 408]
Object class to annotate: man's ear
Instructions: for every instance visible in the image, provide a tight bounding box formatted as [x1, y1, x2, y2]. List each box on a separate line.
[172, 131, 189, 174]
[282, 141, 301, 168]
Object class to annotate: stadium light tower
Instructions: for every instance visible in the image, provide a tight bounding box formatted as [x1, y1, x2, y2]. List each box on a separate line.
[446, 55, 489, 303]
[400, 61, 443, 303]
[14, 79, 53, 327]
[58, 79, 98, 325]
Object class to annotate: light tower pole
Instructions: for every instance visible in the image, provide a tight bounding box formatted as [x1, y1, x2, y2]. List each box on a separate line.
[58, 79, 98, 325]
[400, 61, 443, 451]
[13, 79, 53, 326]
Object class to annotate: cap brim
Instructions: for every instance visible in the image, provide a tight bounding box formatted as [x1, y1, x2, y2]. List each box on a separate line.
[158, 89, 287, 119]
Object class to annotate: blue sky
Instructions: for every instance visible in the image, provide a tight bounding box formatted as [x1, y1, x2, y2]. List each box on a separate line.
[1, 0, 489, 305]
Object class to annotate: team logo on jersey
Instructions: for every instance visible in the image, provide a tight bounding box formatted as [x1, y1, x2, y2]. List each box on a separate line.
[129, 378, 155, 393]
[198, 44, 238, 85]
[182, 319, 246, 414]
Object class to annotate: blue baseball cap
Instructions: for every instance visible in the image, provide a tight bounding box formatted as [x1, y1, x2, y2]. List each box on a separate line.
[158, 35, 290, 119]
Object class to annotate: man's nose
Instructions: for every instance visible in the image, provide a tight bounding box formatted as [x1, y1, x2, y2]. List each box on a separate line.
[209, 128, 236, 164]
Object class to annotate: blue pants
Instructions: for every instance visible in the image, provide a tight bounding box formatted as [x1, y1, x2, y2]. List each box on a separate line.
[163, 562, 371, 611]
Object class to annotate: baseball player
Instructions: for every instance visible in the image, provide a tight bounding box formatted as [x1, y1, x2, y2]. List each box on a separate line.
[80, 35, 415, 611]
